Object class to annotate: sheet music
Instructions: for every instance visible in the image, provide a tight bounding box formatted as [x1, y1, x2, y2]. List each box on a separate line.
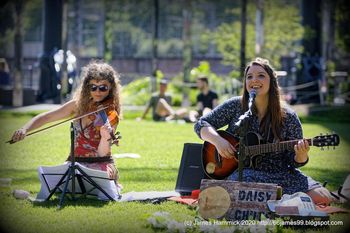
[36, 162, 121, 201]
[36, 163, 180, 202]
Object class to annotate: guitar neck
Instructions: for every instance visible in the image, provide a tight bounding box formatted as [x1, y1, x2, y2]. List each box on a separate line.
[246, 138, 313, 156]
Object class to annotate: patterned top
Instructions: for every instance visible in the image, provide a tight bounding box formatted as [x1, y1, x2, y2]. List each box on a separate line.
[73, 115, 107, 157]
[194, 96, 321, 194]
[72, 113, 118, 180]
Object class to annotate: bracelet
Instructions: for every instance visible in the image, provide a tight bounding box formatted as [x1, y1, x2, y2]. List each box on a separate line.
[294, 155, 309, 165]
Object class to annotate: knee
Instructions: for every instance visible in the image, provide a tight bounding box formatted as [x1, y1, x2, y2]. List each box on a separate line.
[307, 187, 333, 205]
[158, 98, 169, 107]
[202, 107, 212, 116]
[156, 99, 167, 112]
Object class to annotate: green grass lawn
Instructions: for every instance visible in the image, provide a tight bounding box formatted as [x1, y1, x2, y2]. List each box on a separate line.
[0, 112, 349, 233]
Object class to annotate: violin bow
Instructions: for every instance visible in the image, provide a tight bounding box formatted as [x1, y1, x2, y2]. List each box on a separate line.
[6, 105, 110, 144]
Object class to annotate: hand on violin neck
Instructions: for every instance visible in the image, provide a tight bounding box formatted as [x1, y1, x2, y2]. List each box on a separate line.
[100, 125, 114, 140]
[100, 124, 119, 146]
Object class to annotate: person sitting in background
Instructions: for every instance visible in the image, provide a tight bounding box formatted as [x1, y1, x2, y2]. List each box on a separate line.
[137, 79, 188, 122]
[189, 76, 219, 122]
[0, 58, 11, 86]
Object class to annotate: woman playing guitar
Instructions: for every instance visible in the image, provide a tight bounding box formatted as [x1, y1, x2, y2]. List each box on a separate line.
[10, 61, 122, 186]
[194, 57, 334, 206]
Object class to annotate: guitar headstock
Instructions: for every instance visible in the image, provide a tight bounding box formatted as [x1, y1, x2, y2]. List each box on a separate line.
[313, 133, 340, 148]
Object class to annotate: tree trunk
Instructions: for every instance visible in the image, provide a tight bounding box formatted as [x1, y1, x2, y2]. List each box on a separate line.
[240, 0, 247, 79]
[72, 0, 81, 62]
[151, 0, 159, 93]
[12, 0, 24, 107]
[255, 0, 264, 56]
[61, 0, 68, 99]
[38, 0, 63, 103]
[103, 0, 112, 63]
[182, 0, 192, 107]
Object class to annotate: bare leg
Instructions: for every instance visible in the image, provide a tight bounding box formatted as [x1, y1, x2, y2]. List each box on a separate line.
[155, 98, 175, 117]
[189, 110, 199, 122]
[175, 108, 188, 118]
[202, 107, 212, 116]
[165, 108, 190, 121]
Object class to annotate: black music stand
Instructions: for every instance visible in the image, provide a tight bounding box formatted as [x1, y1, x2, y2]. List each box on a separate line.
[45, 122, 120, 209]
[234, 108, 253, 181]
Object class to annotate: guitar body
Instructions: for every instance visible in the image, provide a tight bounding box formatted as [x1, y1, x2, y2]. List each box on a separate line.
[202, 130, 240, 180]
[202, 130, 340, 180]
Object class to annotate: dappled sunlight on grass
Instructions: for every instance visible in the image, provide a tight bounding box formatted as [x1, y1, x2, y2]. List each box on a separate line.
[300, 123, 350, 191]
[0, 114, 349, 233]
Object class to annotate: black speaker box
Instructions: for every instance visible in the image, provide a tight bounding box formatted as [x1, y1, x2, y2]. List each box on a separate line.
[175, 143, 209, 195]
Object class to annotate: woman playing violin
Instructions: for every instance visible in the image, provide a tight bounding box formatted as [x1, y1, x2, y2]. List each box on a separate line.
[194, 57, 333, 205]
[11, 61, 121, 184]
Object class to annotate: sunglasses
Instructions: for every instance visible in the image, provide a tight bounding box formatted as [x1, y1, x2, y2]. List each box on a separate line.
[89, 84, 109, 92]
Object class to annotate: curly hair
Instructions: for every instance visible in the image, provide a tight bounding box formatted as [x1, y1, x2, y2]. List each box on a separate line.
[241, 57, 285, 140]
[73, 61, 121, 116]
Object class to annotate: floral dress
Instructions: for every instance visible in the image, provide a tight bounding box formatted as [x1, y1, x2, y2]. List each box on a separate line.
[194, 96, 321, 194]
[70, 112, 119, 182]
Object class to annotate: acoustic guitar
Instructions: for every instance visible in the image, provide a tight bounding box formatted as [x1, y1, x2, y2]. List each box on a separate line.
[202, 130, 340, 180]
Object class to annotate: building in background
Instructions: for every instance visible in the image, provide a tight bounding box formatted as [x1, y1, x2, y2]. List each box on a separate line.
[0, 0, 349, 105]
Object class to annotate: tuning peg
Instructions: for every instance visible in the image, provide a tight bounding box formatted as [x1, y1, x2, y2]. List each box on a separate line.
[323, 181, 328, 187]
[111, 138, 120, 146]
[116, 131, 120, 135]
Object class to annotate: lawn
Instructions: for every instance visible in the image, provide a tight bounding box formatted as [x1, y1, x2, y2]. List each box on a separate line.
[0, 111, 349, 233]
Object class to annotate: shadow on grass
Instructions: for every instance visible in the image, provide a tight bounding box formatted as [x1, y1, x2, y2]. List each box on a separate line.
[299, 105, 350, 141]
[1, 167, 180, 183]
[0, 167, 180, 209]
[31, 195, 112, 209]
[0, 169, 39, 185]
[298, 104, 350, 123]
[0, 169, 115, 209]
[118, 167, 178, 182]
[312, 122, 350, 140]
[301, 166, 350, 190]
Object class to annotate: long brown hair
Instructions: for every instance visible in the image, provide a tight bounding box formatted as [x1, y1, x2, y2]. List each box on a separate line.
[73, 61, 121, 116]
[241, 57, 285, 140]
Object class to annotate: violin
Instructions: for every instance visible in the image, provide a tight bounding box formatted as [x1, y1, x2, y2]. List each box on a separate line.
[87, 98, 121, 146]
[6, 98, 122, 145]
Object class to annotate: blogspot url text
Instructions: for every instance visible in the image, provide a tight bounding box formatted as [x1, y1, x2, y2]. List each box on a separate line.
[183, 219, 344, 227]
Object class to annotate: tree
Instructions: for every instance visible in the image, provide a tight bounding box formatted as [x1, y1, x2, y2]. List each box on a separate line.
[240, 0, 247, 79]
[13, 0, 25, 107]
[182, 0, 192, 107]
[212, 0, 304, 73]
[335, 0, 350, 70]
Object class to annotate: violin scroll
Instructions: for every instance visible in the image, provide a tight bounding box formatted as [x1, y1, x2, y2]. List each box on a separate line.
[109, 131, 122, 146]
[98, 110, 121, 146]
